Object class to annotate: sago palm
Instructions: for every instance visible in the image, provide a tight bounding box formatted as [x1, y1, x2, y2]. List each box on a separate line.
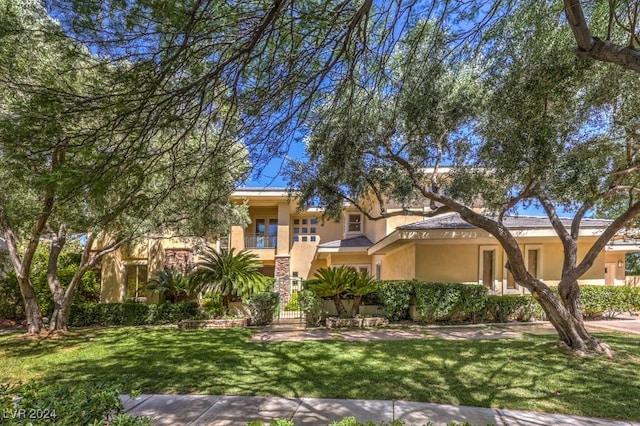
[348, 270, 379, 317]
[190, 247, 269, 312]
[311, 266, 355, 316]
[144, 267, 190, 303]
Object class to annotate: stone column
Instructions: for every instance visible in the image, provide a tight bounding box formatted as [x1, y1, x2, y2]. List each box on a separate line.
[275, 255, 291, 306]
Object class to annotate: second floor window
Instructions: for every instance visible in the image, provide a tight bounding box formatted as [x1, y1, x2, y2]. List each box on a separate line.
[347, 214, 362, 233]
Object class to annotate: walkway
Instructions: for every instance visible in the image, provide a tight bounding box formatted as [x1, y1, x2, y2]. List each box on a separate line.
[121, 394, 639, 426]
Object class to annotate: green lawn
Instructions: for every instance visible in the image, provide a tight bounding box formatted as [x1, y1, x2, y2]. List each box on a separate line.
[0, 327, 639, 421]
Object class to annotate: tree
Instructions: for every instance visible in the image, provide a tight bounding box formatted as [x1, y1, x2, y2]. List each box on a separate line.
[348, 270, 379, 317]
[563, 0, 640, 72]
[190, 248, 269, 312]
[288, 11, 640, 355]
[0, 0, 249, 333]
[310, 266, 354, 316]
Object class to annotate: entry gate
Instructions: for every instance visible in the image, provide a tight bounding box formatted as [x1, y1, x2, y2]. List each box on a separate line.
[275, 277, 304, 321]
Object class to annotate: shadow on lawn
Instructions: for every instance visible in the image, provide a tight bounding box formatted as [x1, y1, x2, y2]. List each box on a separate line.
[2, 327, 639, 421]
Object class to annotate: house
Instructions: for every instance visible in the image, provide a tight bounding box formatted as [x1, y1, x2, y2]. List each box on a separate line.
[97, 187, 638, 303]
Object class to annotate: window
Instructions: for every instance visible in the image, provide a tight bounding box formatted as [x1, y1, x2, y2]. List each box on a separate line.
[479, 246, 498, 291]
[525, 245, 542, 279]
[375, 263, 381, 281]
[250, 217, 277, 248]
[125, 264, 148, 301]
[292, 216, 318, 243]
[347, 214, 362, 233]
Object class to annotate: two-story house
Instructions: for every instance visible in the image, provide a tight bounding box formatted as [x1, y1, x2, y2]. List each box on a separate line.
[97, 187, 638, 303]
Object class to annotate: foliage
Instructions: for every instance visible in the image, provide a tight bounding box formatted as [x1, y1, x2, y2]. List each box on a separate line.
[284, 291, 301, 311]
[414, 283, 488, 323]
[144, 267, 191, 303]
[190, 248, 268, 311]
[626, 253, 640, 276]
[309, 266, 355, 316]
[201, 292, 226, 318]
[298, 290, 326, 327]
[482, 295, 539, 323]
[68, 301, 198, 327]
[310, 266, 380, 317]
[0, 382, 151, 425]
[579, 286, 640, 318]
[376, 281, 415, 321]
[246, 291, 279, 326]
[0, 245, 100, 319]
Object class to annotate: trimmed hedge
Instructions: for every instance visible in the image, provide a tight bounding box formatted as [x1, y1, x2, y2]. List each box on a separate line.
[578, 285, 640, 318]
[69, 301, 199, 327]
[376, 280, 414, 321]
[414, 282, 487, 323]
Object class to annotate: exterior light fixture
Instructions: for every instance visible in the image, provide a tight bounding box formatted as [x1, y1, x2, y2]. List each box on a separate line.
[618, 260, 624, 268]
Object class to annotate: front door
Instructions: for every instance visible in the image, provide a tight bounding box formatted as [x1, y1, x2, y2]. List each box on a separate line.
[605, 262, 616, 286]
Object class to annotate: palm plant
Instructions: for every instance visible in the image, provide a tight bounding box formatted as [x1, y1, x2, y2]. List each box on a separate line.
[310, 266, 355, 316]
[190, 247, 269, 312]
[348, 270, 379, 317]
[144, 267, 190, 303]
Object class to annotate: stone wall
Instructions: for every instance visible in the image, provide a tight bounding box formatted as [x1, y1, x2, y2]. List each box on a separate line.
[164, 249, 193, 274]
[275, 255, 291, 306]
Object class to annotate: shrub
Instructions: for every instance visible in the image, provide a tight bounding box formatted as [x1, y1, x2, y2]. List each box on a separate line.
[246, 291, 279, 325]
[0, 382, 151, 425]
[0, 273, 24, 320]
[376, 281, 414, 321]
[414, 282, 488, 323]
[482, 295, 537, 323]
[579, 286, 640, 318]
[285, 291, 301, 311]
[201, 292, 226, 318]
[69, 301, 198, 327]
[299, 289, 325, 327]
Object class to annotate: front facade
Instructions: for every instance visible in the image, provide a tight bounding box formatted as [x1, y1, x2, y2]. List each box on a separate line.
[97, 188, 639, 302]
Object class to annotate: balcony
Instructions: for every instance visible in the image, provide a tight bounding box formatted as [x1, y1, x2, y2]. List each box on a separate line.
[244, 234, 277, 249]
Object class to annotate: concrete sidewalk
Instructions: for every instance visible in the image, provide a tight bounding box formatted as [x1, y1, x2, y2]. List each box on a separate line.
[121, 394, 640, 426]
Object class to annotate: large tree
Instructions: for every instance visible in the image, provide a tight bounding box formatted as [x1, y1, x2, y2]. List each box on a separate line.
[287, 10, 640, 356]
[0, 0, 249, 333]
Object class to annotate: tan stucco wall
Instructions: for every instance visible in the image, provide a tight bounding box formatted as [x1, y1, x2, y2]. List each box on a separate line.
[100, 249, 124, 303]
[415, 243, 481, 283]
[381, 245, 416, 280]
[290, 242, 318, 279]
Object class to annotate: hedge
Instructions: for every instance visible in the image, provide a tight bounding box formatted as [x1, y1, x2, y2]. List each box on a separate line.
[414, 282, 488, 323]
[576, 286, 640, 318]
[69, 301, 199, 327]
[376, 280, 415, 321]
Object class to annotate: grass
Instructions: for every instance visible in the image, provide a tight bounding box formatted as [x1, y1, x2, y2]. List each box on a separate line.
[0, 327, 639, 421]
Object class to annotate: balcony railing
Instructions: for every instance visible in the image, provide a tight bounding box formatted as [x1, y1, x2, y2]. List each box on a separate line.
[244, 234, 277, 249]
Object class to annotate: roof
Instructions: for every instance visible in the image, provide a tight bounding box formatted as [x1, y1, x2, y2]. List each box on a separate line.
[397, 213, 614, 231]
[317, 235, 373, 249]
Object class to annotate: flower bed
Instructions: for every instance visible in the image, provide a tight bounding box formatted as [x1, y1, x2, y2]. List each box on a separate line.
[325, 317, 389, 328]
[178, 318, 248, 329]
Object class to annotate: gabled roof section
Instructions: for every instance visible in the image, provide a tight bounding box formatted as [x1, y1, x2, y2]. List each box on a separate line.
[397, 213, 613, 231]
[318, 235, 373, 249]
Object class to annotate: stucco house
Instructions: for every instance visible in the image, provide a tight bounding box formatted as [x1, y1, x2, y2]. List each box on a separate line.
[97, 187, 638, 303]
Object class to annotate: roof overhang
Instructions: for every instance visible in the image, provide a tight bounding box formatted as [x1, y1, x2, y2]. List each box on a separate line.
[368, 227, 611, 255]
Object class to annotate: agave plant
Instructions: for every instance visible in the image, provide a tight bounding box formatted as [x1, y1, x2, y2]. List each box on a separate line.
[310, 266, 356, 316]
[144, 267, 190, 303]
[190, 247, 269, 312]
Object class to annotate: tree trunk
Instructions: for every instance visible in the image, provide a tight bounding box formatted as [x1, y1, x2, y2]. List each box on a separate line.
[350, 295, 362, 317]
[332, 294, 348, 316]
[532, 284, 611, 357]
[558, 279, 584, 322]
[17, 276, 44, 334]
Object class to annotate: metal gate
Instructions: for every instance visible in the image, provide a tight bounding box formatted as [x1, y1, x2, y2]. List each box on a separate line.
[275, 277, 304, 320]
